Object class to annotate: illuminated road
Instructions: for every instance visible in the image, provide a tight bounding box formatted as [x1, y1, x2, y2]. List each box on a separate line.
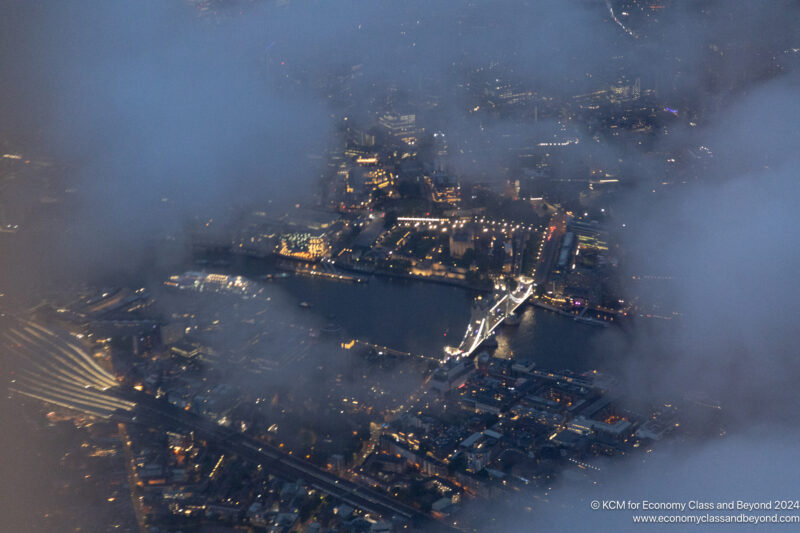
[604, 0, 638, 39]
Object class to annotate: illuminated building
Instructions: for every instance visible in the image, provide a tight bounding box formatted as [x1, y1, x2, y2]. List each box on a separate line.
[424, 172, 461, 205]
[378, 112, 419, 145]
[169, 339, 203, 360]
[165, 272, 254, 295]
[484, 78, 533, 107]
[346, 127, 375, 147]
[349, 167, 392, 191]
[278, 232, 330, 260]
[449, 229, 474, 259]
[459, 429, 503, 473]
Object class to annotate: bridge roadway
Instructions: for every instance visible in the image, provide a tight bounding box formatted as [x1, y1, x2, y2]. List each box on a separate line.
[118, 390, 454, 532]
[445, 277, 534, 361]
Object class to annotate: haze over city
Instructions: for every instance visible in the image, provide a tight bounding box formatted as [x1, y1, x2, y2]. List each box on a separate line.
[1, 1, 798, 532]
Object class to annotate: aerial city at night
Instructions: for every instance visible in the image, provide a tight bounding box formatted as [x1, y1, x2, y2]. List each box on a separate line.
[1, 1, 799, 531]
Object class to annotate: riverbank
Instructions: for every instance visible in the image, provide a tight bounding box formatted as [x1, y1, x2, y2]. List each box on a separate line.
[334, 259, 492, 292]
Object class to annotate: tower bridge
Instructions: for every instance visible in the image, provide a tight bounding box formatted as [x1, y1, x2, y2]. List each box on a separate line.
[443, 276, 534, 362]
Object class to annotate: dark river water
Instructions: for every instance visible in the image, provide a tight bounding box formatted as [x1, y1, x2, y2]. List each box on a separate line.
[271, 274, 610, 373]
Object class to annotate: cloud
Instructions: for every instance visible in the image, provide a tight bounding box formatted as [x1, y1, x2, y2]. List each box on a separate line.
[606, 70, 800, 418]
[0, 1, 332, 288]
[498, 430, 800, 532]
[495, 47, 800, 533]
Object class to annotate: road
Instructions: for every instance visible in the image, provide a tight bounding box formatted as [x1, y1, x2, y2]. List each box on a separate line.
[532, 212, 566, 287]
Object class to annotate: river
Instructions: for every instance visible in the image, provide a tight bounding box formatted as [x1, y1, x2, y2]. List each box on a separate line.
[271, 273, 608, 373]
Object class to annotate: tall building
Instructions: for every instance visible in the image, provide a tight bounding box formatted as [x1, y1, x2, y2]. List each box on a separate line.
[433, 131, 448, 172]
[378, 113, 418, 145]
[632, 77, 641, 100]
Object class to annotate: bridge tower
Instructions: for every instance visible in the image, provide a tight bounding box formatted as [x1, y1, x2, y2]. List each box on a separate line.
[505, 286, 515, 316]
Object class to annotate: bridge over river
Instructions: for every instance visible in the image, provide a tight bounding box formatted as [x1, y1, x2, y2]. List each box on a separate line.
[443, 276, 534, 362]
